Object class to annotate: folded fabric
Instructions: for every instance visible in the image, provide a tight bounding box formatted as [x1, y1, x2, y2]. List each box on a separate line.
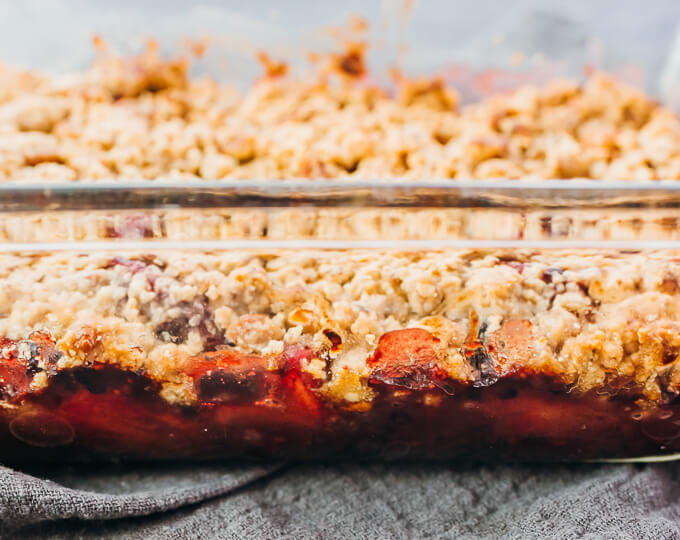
[2, 461, 680, 539]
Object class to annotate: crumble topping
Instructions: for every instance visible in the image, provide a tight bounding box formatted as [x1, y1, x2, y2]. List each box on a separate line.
[1, 48, 680, 413]
[1, 250, 680, 406]
[1, 46, 680, 181]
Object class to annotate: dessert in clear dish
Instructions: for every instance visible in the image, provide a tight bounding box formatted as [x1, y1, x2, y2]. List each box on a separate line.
[2, 41, 680, 461]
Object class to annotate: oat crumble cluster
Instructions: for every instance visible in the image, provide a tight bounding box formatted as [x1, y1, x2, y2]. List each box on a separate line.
[2, 49, 680, 181]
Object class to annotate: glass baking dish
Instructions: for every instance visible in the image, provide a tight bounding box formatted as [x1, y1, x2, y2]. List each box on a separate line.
[0, 181, 679, 462]
[4, 1, 680, 462]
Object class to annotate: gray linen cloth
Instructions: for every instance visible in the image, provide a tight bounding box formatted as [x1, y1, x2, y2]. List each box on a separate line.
[1, 461, 680, 538]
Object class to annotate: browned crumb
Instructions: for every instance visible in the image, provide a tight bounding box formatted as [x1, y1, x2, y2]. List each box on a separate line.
[256, 51, 288, 79]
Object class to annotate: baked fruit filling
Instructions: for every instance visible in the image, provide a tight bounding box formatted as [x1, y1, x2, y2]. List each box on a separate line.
[2, 46, 680, 460]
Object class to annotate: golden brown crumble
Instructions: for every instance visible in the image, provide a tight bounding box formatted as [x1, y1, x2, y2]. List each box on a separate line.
[1, 46, 679, 182]
[2, 249, 680, 407]
[2, 48, 680, 412]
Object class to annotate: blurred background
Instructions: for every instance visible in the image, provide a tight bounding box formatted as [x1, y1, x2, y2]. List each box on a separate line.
[1, 0, 680, 101]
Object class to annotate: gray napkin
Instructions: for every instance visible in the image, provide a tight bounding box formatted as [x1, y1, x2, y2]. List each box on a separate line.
[2, 461, 680, 539]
